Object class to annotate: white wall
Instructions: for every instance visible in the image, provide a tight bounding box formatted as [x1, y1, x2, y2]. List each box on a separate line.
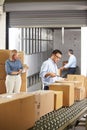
[9, 28, 21, 50]
[24, 51, 50, 77]
[81, 27, 87, 76]
[0, 12, 6, 49]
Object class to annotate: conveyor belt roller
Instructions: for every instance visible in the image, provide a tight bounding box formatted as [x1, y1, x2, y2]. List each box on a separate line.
[29, 98, 87, 130]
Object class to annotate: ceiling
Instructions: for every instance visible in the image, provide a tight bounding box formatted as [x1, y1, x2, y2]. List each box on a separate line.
[4, 0, 87, 2]
[4, 1, 87, 12]
[0, 0, 5, 5]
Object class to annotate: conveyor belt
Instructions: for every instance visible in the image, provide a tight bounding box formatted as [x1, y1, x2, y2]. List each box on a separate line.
[29, 98, 87, 130]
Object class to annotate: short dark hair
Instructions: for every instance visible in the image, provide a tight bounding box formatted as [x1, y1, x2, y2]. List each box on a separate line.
[52, 49, 62, 55]
[69, 49, 73, 54]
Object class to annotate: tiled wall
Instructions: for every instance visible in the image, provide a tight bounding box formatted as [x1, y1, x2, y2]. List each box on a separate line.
[54, 28, 81, 74]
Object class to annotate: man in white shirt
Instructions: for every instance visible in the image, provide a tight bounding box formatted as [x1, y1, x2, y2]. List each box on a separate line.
[61, 49, 77, 76]
[40, 49, 62, 90]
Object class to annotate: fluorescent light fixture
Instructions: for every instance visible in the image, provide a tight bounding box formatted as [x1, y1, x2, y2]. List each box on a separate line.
[62, 27, 64, 44]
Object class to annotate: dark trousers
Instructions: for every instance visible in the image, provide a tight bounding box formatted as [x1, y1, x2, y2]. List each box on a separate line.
[68, 68, 76, 74]
[44, 86, 49, 90]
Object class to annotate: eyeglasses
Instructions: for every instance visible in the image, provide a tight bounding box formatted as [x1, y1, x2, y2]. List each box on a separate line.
[55, 55, 61, 59]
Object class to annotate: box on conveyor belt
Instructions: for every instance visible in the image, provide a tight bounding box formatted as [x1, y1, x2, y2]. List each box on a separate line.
[84, 77, 87, 98]
[55, 80, 85, 100]
[49, 83, 74, 106]
[67, 74, 85, 87]
[30, 90, 54, 121]
[75, 87, 86, 101]
[55, 80, 83, 89]
[53, 91, 63, 110]
[0, 92, 35, 130]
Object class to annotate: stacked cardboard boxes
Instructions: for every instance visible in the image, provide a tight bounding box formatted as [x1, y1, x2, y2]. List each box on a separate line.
[67, 74, 86, 100]
[0, 49, 27, 93]
[55, 80, 85, 101]
[49, 83, 74, 106]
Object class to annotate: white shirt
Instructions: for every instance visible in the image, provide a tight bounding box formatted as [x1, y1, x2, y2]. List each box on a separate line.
[64, 55, 77, 68]
[40, 58, 61, 86]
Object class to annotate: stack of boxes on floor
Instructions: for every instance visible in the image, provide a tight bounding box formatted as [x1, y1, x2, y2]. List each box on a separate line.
[0, 50, 9, 93]
[0, 49, 27, 93]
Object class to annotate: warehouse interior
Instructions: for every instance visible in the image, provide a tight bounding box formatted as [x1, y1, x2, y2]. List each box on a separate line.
[0, 0, 87, 130]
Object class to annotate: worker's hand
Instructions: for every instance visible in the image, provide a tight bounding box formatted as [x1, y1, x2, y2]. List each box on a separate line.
[18, 69, 22, 74]
[49, 72, 57, 77]
[60, 66, 64, 70]
[45, 72, 56, 78]
[21, 64, 29, 73]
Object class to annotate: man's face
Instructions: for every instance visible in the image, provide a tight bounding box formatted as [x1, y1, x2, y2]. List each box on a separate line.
[53, 53, 62, 63]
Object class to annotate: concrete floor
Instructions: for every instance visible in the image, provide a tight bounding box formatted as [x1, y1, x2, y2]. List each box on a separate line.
[69, 125, 86, 130]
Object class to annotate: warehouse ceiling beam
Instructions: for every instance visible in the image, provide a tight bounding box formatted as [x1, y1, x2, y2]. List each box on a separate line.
[4, 1, 87, 12]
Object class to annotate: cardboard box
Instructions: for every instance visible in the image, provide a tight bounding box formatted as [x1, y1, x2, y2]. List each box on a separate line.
[39, 90, 54, 116]
[67, 74, 85, 87]
[0, 65, 6, 79]
[0, 50, 10, 64]
[84, 77, 87, 97]
[21, 72, 27, 92]
[0, 50, 24, 65]
[0, 80, 6, 94]
[49, 83, 74, 106]
[0, 93, 35, 130]
[58, 69, 62, 76]
[56, 80, 82, 89]
[31, 90, 54, 120]
[67, 74, 86, 97]
[55, 80, 85, 101]
[54, 91, 63, 110]
[75, 87, 85, 101]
